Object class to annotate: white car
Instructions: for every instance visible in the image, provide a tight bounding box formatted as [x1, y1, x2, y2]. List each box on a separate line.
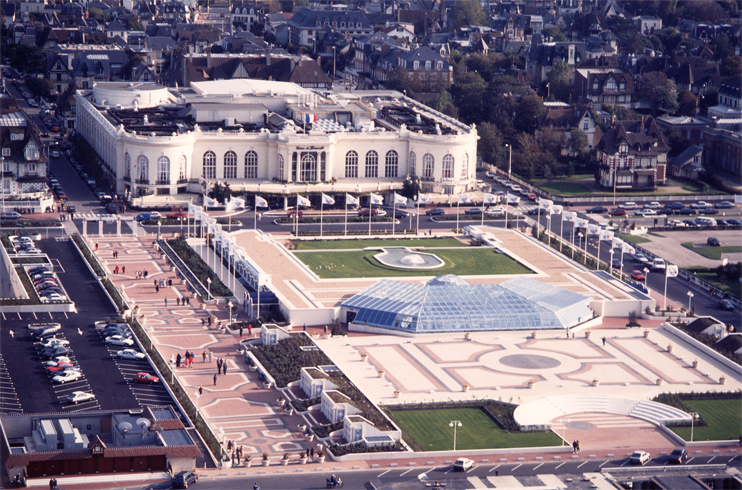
[39, 338, 70, 348]
[46, 357, 72, 366]
[690, 201, 710, 209]
[630, 450, 651, 465]
[511, 184, 522, 193]
[67, 391, 96, 404]
[454, 458, 474, 471]
[668, 220, 687, 227]
[643, 202, 662, 209]
[618, 202, 638, 210]
[117, 349, 146, 360]
[40, 294, 67, 303]
[105, 335, 134, 347]
[634, 209, 657, 216]
[634, 253, 650, 264]
[52, 370, 82, 384]
[485, 171, 495, 178]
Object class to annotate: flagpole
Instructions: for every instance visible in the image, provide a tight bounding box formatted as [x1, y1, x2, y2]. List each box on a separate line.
[537, 205, 541, 240]
[416, 197, 420, 235]
[368, 197, 372, 236]
[571, 223, 576, 258]
[393, 195, 396, 236]
[456, 199, 460, 233]
[663, 271, 668, 311]
[583, 231, 588, 264]
[504, 195, 508, 229]
[254, 199, 257, 230]
[320, 199, 324, 238]
[547, 214, 552, 246]
[344, 201, 348, 237]
[481, 198, 484, 227]
[559, 215, 564, 251]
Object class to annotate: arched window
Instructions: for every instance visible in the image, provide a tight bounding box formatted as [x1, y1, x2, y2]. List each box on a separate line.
[345, 150, 358, 178]
[385, 150, 398, 178]
[244, 151, 258, 179]
[157, 156, 170, 184]
[365, 150, 378, 178]
[300, 153, 317, 181]
[423, 153, 434, 178]
[460, 153, 469, 179]
[178, 155, 187, 182]
[224, 151, 237, 179]
[278, 154, 285, 181]
[442, 154, 454, 179]
[124, 152, 131, 178]
[137, 155, 149, 182]
[203, 151, 216, 178]
[409, 152, 416, 178]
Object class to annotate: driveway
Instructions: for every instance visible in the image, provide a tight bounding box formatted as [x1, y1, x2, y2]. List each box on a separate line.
[637, 229, 741, 268]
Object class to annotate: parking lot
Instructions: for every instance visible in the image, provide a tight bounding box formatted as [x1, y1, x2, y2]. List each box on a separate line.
[636, 229, 742, 268]
[0, 237, 178, 414]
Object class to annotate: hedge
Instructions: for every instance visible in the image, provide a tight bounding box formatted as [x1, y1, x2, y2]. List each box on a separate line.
[165, 238, 230, 297]
[71, 233, 105, 277]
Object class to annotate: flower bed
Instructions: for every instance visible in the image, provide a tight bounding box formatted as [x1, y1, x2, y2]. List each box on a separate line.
[163, 238, 230, 297]
[0, 220, 61, 228]
[330, 441, 404, 457]
[291, 396, 320, 412]
[311, 421, 343, 438]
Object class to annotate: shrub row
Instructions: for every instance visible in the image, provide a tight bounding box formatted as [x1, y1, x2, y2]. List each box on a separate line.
[164, 238, 230, 297]
[0, 266, 40, 305]
[0, 220, 61, 228]
[311, 421, 343, 438]
[329, 441, 404, 457]
[71, 233, 105, 277]
[295, 228, 417, 237]
[669, 324, 742, 366]
[291, 396, 320, 412]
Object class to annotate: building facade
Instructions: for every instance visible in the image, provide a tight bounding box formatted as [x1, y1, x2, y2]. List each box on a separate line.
[74, 80, 478, 199]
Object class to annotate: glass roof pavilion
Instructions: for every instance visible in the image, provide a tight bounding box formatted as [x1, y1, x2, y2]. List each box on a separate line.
[341, 275, 594, 333]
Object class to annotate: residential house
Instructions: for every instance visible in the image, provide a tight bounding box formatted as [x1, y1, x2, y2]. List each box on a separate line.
[536, 103, 603, 150]
[230, 1, 263, 33]
[707, 78, 742, 119]
[131, 61, 157, 82]
[19, 0, 45, 14]
[0, 95, 48, 198]
[491, 13, 527, 41]
[289, 58, 332, 89]
[527, 40, 586, 84]
[635, 16, 661, 36]
[161, 2, 189, 23]
[1, 3, 17, 28]
[574, 68, 633, 109]
[265, 12, 292, 46]
[396, 46, 453, 89]
[288, 8, 372, 47]
[383, 23, 416, 44]
[47, 47, 131, 91]
[596, 118, 669, 190]
[703, 125, 742, 178]
[106, 19, 127, 42]
[670, 144, 704, 179]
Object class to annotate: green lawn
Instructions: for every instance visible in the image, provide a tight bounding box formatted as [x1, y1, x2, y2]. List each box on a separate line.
[291, 238, 467, 251]
[684, 268, 742, 300]
[669, 399, 742, 442]
[533, 181, 594, 196]
[294, 248, 532, 278]
[618, 233, 651, 244]
[682, 242, 742, 260]
[391, 408, 561, 450]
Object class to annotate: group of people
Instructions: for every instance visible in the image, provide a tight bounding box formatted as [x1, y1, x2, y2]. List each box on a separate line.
[134, 270, 149, 279]
[112, 265, 125, 274]
[572, 440, 581, 454]
[173, 351, 197, 368]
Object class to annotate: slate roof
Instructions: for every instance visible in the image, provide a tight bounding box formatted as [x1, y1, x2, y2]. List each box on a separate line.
[0, 114, 48, 166]
[671, 144, 703, 172]
[598, 119, 668, 155]
[529, 42, 586, 65]
[288, 59, 332, 86]
[289, 7, 371, 29]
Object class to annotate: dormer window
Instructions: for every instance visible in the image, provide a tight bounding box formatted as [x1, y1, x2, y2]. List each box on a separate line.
[619, 81, 626, 90]
[437, 61, 443, 70]
[425, 60, 431, 69]
[619, 142, 628, 156]
[593, 81, 599, 90]
[413, 61, 419, 70]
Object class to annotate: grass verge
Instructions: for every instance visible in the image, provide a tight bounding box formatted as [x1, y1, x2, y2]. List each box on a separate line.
[390, 407, 561, 450]
[618, 233, 651, 244]
[290, 238, 467, 250]
[682, 242, 742, 260]
[684, 267, 741, 300]
[294, 248, 532, 278]
[667, 398, 742, 442]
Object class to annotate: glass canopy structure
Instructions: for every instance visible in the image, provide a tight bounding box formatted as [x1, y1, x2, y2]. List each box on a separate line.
[341, 275, 594, 334]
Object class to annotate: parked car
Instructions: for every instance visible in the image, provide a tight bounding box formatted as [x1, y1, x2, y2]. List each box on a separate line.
[425, 208, 445, 216]
[677, 208, 696, 216]
[630, 270, 645, 281]
[39, 337, 70, 348]
[690, 201, 710, 209]
[630, 451, 651, 465]
[171, 471, 198, 489]
[586, 206, 607, 214]
[633, 253, 650, 264]
[527, 193, 537, 201]
[52, 370, 82, 384]
[47, 366, 80, 375]
[393, 210, 408, 219]
[464, 207, 483, 215]
[668, 448, 687, 464]
[667, 202, 685, 210]
[484, 171, 495, 178]
[634, 209, 657, 216]
[609, 208, 627, 216]
[618, 202, 638, 210]
[714, 201, 734, 209]
[117, 349, 146, 360]
[105, 335, 134, 347]
[133, 372, 159, 384]
[718, 299, 735, 311]
[67, 391, 96, 404]
[453, 458, 474, 471]
[699, 207, 719, 215]
[510, 184, 522, 193]
[643, 202, 662, 209]
[725, 219, 742, 226]
[667, 220, 686, 227]
[650, 258, 667, 272]
[167, 212, 187, 219]
[707, 237, 720, 247]
[1, 212, 21, 219]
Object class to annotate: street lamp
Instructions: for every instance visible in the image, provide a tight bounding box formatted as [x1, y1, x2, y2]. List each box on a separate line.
[227, 300, 233, 326]
[1, 155, 4, 213]
[449, 420, 462, 451]
[504, 144, 512, 180]
[578, 232, 585, 264]
[207, 277, 212, 299]
[609, 248, 614, 275]
[687, 291, 694, 313]
[643, 267, 649, 290]
[690, 412, 698, 442]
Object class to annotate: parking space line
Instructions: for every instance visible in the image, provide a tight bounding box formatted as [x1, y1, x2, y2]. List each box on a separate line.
[577, 461, 588, 468]
[488, 465, 500, 473]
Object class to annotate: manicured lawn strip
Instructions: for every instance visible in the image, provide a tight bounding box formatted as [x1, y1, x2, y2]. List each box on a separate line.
[296, 249, 532, 278]
[532, 181, 594, 196]
[669, 399, 742, 442]
[291, 238, 467, 250]
[684, 268, 742, 300]
[391, 408, 561, 450]
[618, 233, 651, 244]
[682, 242, 742, 260]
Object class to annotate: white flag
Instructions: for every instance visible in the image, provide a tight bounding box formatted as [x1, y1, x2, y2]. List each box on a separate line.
[204, 196, 218, 207]
[599, 230, 614, 241]
[666, 265, 679, 277]
[538, 198, 553, 210]
[417, 193, 431, 203]
[622, 242, 636, 255]
[551, 204, 563, 215]
[483, 193, 497, 204]
[575, 218, 589, 228]
[297, 194, 311, 207]
[255, 196, 268, 208]
[321, 194, 336, 206]
[563, 211, 577, 221]
[231, 197, 245, 209]
[588, 224, 600, 235]
[394, 193, 408, 205]
[458, 194, 472, 204]
[188, 202, 195, 217]
[346, 194, 359, 206]
[370, 193, 384, 205]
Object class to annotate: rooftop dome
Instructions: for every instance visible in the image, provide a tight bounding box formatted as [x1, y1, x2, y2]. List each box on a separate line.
[427, 275, 470, 286]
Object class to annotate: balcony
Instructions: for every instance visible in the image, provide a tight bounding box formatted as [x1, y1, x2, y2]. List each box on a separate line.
[420, 176, 435, 182]
[177, 178, 188, 184]
[135, 179, 150, 185]
[123, 176, 131, 182]
[156, 180, 171, 186]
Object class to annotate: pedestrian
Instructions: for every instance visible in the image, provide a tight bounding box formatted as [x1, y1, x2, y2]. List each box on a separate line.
[324, 325, 328, 334]
[572, 332, 575, 339]
[95, 243, 99, 251]
[176, 298, 180, 306]
[572, 440, 577, 454]
[209, 351, 213, 362]
[203, 350, 207, 362]
[170, 354, 175, 365]
[201, 318, 205, 326]
[114, 265, 119, 274]
[223, 362, 228, 375]
[214, 373, 218, 386]
[576, 440, 581, 454]
[49, 477, 54, 489]
[168, 278, 172, 287]
[199, 386, 203, 396]
[601, 336, 606, 346]
[122, 266, 125, 274]
[154, 279, 158, 287]
[190, 352, 195, 366]
[217, 358, 222, 372]
[248, 324, 252, 336]
[303, 323, 307, 332]
[144, 270, 148, 278]
[155, 285, 159, 293]
[176, 353, 181, 368]
[208, 316, 212, 326]
[738, 434, 741, 447]
[239, 326, 243, 337]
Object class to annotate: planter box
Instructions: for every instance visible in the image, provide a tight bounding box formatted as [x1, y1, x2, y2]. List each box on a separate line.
[527, 382, 535, 389]
[377, 371, 385, 379]
[280, 459, 289, 466]
[316, 456, 325, 463]
[360, 354, 368, 362]
[262, 459, 270, 467]
[666, 345, 674, 353]
[299, 458, 308, 465]
[305, 434, 314, 442]
[462, 385, 469, 392]
[692, 361, 699, 369]
[263, 382, 272, 389]
[585, 331, 592, 339]
[592, 380, 600, 387]
[394, 391, 401, 398]
[644, 331, 650, 338]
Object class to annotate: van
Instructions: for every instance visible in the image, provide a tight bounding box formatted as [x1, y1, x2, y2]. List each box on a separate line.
[134, 212, 162, 221]
[695, 217, 717, 227]
[650, 258, 666, 272]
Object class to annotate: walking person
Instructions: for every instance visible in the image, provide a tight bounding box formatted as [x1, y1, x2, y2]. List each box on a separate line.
[176, 298, 180, 306]
[248, 324, 252, 336]
[239, 326, 243, 337]
[165, 298, 168, 307]
[176, 353, 181, 368]
[601, 336, 606, 346]
[209, 351, 213, 363]
[213, 373, 217, 386]
[223, 362, 228, 375]
[199, 386, 203, 396]
[202, 350, 207, 363]
[122, 265, 125, 274]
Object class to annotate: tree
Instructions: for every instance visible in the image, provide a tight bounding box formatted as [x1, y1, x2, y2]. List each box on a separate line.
[678, 0, 728, 23]
[546, 59, 572, 102]
[542, 26, 566, 42]
[678, 90, 697, 116]
[625, 33, 648, 55]
[450, 71, 486, 124]
[569, 128, 589, 161]
[25, 78, 52, 99]
[385, 67, 416, 97]
[720, 56, 742, 77]
[477, 122, 504, 168]
[637, 71, 679, 116]
[465, 53, 500, 82]
[515, 95, 543, 133]
[449, 0, 486, 29]
[6, 44, 46, 75]
[430, 90, 457, 118]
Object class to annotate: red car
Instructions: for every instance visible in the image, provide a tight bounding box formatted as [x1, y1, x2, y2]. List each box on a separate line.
[630, 270, 645, 281]
[286, 210, 303, 218]
[527, 193, 537, 201]
[133, 372, 159, 384]
[46, 363, 73, 373]
[167, 213, 187, 219]
[609, 208, 627, 216]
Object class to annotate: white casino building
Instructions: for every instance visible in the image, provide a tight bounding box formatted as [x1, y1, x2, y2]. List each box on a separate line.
[74, 80, 478, 201]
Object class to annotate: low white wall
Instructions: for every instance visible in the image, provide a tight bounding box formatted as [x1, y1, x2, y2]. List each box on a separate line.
[592, 299, 652, 318]
[329, 443, 573, 462]
[0, 303, 75, 313]
[660, 323, 742, 376]
[288, 307, 337, 327]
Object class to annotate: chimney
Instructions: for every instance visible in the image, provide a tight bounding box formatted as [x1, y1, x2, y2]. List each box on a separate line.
[266, 48, 271, 66]
[207, 50, 212, 68]
[182, 55, 187, 88]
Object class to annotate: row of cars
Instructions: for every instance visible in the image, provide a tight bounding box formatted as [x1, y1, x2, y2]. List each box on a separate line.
[26, 265, 68, 303]
[11, 234, 42, 255]
[10, 79, 38, 108]
[94, 321, 160, 384]
[587, 200, 736, 217]
[487, 173, 538, 201]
